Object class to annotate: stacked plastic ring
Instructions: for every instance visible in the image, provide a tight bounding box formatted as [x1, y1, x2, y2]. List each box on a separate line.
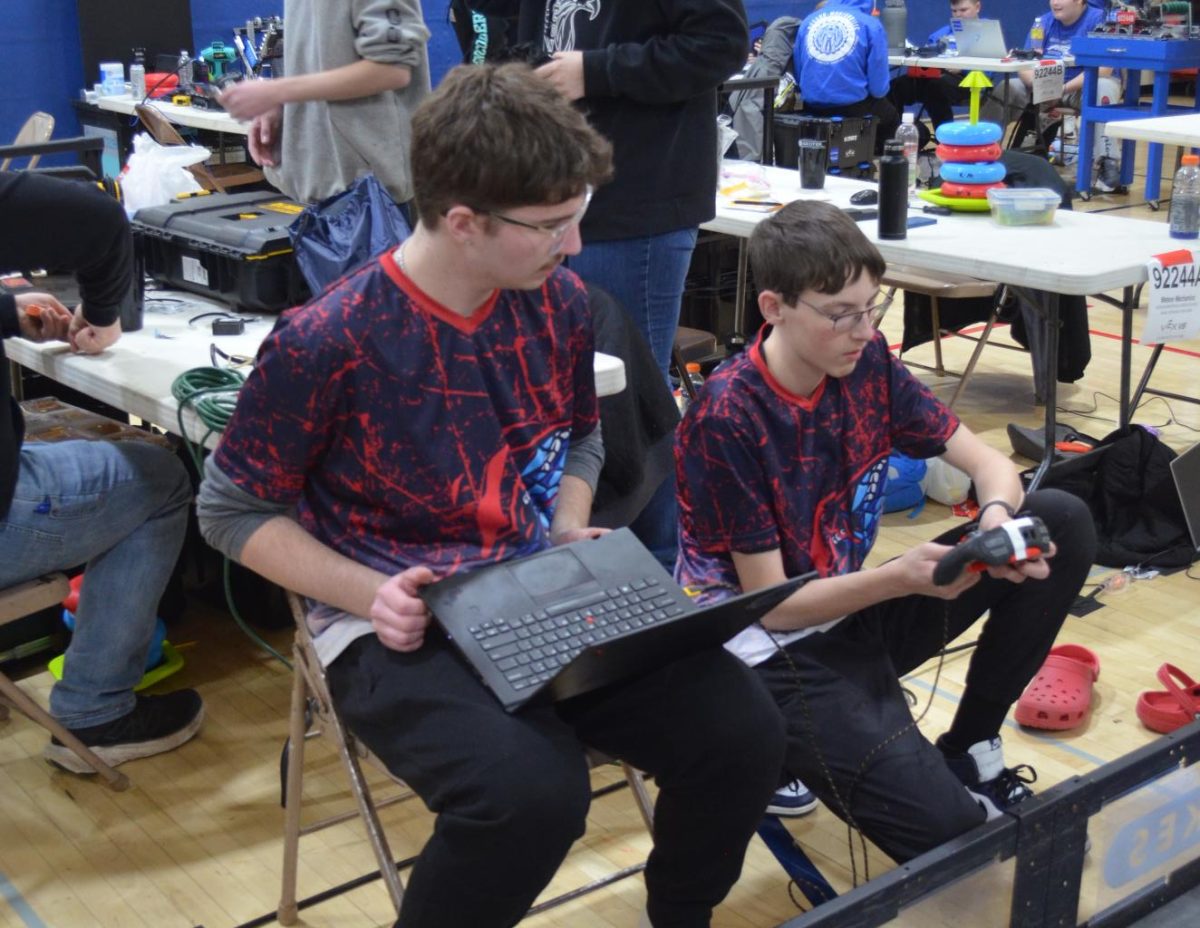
[919, 121, 1006, 211]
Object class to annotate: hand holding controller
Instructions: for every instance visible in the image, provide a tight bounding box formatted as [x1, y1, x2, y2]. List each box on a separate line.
[932, 516, 1051, 586]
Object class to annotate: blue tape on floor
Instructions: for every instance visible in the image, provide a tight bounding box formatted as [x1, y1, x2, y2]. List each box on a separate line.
[0, 870, 47, 928]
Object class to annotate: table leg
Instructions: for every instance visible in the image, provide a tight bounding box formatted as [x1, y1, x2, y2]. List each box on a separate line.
[1077, 69, 1098, 195]
[1120, 284, 1134, 429]
[1019, 286, 1060, 492]
[733, 238, 749, 341]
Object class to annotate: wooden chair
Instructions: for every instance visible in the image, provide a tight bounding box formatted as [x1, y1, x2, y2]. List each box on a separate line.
[278, 590, 656, 925]
[0, 111, 54, 171]
[133, 103, 264, 194]
[879, 265, 1003, 409]
[0, 573, 130, 790]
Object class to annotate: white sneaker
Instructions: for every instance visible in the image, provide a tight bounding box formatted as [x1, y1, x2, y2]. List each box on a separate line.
[1094, 156, 1124, 194]
[766, 779, 818, 816]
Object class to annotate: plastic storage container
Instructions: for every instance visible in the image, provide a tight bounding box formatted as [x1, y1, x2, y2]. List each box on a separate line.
[986, 187, 1060, 226]
[132, 191, 311, 312]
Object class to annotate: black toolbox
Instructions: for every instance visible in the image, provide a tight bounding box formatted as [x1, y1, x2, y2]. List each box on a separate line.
[132, 191, 311, 312]
[773, 113, 877, 175]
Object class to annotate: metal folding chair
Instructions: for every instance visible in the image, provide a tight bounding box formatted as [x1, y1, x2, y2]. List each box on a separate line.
[278, 590, 656, 924]
[0, 573, 130, 790]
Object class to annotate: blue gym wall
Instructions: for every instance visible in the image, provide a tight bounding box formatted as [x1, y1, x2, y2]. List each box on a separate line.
[1, 1, 1047, 167]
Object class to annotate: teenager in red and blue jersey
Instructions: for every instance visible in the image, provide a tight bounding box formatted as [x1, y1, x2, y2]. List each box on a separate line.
[674, 201, 1097, 863]
[198, 63, 783, 928]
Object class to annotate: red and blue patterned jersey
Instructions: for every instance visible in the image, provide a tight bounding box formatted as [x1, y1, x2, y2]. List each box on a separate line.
[214, 250, 598, 577]
[675, 327, 958, 602]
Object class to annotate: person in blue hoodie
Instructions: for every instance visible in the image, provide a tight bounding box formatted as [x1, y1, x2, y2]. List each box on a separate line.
[990, 0, 1121, 191]
[794, 0, 897, 153]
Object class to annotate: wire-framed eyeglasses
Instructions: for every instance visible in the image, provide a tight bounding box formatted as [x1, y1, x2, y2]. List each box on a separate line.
[793, 292, 892, 332]
[484, 186, 593, 251]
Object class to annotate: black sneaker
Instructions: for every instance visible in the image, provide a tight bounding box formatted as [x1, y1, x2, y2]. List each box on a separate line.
[44, 690, 204, 774]
[937, 735, 1037, 819]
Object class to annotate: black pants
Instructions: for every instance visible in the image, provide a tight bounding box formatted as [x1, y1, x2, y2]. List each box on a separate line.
[888, 73, 967, 134]
[803, 95, 899, 155]
[755, 489, 1096, 863]
[328, 636, 785, 928]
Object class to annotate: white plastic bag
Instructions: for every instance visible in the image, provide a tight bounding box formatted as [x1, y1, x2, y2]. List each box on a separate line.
[120, 132, 209, 218]
[922, 456, 972, 506]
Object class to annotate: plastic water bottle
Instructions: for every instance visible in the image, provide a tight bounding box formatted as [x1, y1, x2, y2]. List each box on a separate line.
[1029, 16, 1045, 54]
[685, 362, 706, 395]
[895, 113, 920, 193]
[1169, 154, 1200, 240]
[129, 48, 146, 101]
[178, 49, 194, 92]
[881, 0, 907, 55]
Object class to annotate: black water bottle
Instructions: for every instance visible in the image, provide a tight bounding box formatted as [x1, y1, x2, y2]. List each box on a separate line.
[878, 140, 908, 240]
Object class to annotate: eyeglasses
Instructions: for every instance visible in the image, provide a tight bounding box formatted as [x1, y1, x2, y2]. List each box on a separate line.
[484, 186, 593, 251]
[793, 293, 892, 332]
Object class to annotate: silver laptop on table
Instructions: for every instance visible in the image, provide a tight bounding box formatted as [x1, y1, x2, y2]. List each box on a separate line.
[952, 19, 1009, 59]
[1171, 442, 1200, 553]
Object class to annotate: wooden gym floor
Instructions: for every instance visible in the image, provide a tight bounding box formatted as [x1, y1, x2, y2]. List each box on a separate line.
[2, 143, 1199, 928]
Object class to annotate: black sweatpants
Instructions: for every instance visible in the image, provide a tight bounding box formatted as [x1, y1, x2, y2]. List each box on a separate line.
[803, 95, 900, 155]
[327, 635, 785, 928]
[755, 489, 1096, 863]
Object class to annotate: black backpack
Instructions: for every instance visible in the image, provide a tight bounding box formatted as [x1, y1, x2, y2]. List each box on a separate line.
[1037, 425, 1196, 569]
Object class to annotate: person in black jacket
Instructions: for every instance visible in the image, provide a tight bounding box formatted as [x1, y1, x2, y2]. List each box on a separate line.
[475, 0, 749, 568]
[0, 172, 201, 774]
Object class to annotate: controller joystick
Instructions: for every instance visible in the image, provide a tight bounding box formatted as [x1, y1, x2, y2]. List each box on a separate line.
[932, 515, 1051, 586]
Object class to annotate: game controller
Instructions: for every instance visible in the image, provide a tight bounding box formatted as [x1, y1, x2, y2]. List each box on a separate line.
[932, 515, 1051, 586]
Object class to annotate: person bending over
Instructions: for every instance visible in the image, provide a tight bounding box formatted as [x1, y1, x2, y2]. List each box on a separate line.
[674, 200, 1097, 863]
[0, 172, 199, 774]
[198, 63, 783, 928]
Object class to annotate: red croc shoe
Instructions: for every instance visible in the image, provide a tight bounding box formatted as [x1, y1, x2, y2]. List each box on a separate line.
[1136, 664, 1200, 734]
[1015, 644, 1100, 731]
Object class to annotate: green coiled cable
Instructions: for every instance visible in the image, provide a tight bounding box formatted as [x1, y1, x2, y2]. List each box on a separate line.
[171, 366, 291, 668]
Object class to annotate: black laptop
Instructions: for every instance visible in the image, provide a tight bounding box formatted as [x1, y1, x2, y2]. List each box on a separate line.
[1170, 441, 1200, 554]
[422, 528, 811, 711]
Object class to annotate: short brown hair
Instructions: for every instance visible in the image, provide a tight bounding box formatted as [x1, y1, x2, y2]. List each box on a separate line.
[410, 63, 613, 228]
[748, 200, 886, 305]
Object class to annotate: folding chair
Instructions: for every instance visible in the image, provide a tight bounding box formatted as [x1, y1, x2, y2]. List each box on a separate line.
[0, 573, 131, 790]
[0, 112, 54, 171]
[878, 266, 1003, 409]
[278, 590, 656, 925]
[133, 103, 265, 194]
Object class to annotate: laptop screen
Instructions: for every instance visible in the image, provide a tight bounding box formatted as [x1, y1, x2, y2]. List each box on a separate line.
[1170, 442, 1200, 550]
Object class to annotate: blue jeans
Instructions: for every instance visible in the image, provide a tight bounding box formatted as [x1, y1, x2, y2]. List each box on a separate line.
[568, 227, 700, 382]
[0, 440, 191, 728]
[568, 228, 699, 569]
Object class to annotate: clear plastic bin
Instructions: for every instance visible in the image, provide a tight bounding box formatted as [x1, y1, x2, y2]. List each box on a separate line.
[986, 187, 1060, 226]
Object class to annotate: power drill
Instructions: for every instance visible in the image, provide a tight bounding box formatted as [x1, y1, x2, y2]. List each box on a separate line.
[201, 40, 237, 81]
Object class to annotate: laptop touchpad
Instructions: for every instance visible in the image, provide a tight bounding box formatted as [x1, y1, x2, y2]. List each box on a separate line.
[511, 549, 598, 603]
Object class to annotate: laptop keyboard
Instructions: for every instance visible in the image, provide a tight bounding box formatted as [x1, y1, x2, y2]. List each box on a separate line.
[466, 577, 688, 691]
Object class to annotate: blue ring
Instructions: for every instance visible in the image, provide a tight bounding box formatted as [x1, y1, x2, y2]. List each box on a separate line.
[940, 161, 1007, 184]
[935, 121, 1003, 145]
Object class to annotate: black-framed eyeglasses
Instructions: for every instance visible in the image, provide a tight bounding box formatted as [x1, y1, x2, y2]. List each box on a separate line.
[484, 186, 593, 251]
[793, 293, 892, 332]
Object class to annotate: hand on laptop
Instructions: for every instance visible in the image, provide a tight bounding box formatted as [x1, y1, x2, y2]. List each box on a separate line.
[371, 566, 437, 652]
